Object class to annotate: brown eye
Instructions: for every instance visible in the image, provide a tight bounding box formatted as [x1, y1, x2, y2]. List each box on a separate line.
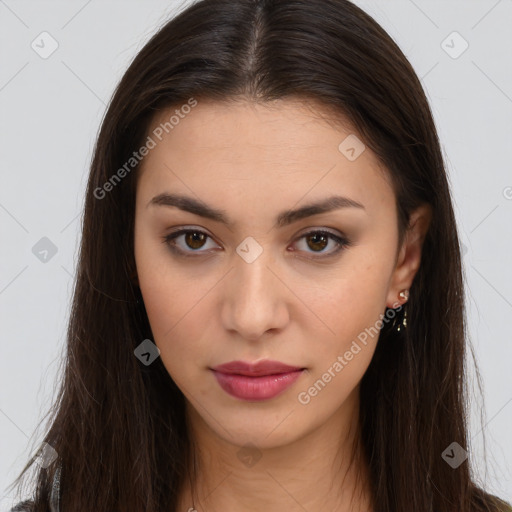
[305, 233, 329, 252]
[163, 228, 350, 260]
[184, 231, 207, 249]
[163, 229, 219, 256]
[292, 230, 350, 258]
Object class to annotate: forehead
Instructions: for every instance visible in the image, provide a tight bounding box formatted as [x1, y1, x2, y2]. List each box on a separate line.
[144, 97, 361, 165]
[136, 98, 395, 218]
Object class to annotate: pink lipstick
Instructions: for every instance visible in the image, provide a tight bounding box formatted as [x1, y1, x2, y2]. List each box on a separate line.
[210, 360, 305, 401]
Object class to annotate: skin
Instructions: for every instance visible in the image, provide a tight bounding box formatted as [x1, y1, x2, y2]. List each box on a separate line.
[133, 97, 431, 512]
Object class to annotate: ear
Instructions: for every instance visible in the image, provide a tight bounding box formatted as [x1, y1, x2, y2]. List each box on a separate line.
[385, 203, 432, 309]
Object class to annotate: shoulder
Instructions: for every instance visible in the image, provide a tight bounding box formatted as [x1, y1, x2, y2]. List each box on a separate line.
[8, 463, 62, 512]
[8, 500, 35, 511]
[470, 487, 512, 512]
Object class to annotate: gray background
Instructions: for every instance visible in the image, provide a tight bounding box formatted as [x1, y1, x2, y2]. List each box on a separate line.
[1, 0, 511, 507]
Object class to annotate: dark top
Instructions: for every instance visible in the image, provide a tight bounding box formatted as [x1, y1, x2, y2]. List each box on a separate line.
[8, 463, 61, 512]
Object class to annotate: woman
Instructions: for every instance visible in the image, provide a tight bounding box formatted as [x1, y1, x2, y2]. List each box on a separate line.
[7, 0, 511, 510]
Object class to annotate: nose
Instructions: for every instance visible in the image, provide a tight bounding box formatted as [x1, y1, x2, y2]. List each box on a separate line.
[220, 247, 290, 341]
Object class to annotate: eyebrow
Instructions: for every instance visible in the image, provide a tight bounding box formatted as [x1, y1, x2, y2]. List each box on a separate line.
[147, 192, 365, 228]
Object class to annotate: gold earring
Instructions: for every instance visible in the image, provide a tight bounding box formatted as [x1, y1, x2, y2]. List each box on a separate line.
[397, 289, 409, 331]
[398, 289, 409, 301]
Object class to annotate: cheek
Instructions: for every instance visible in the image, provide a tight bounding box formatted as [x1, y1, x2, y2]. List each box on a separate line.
[299, 257, 392, 398]
[134, 238, 218, 386]
[296, 291, 386, 412]
[135, 223, 195, 334]
[138, 276, 212, 391]
[137, 268, 204, 345]
[310, 260, 391, 346]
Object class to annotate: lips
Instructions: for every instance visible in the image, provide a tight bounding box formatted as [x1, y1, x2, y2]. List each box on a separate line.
[210, 360, 306, 401]
[211, 360, 304, 377]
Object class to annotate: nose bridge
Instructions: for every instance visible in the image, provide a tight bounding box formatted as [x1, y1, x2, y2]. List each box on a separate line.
[234, 248, 271, 299]
[221, 241, 288, 338]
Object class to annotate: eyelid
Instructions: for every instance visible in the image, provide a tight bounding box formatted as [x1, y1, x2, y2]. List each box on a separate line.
[162, 226, 351, 258]
[291, 228, 350, 258]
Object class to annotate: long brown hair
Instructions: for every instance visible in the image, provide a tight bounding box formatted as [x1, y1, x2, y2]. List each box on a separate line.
[7, 0, 511, 510]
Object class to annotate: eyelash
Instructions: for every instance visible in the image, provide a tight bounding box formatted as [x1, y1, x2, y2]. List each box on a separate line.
[161, 228, 351, 259]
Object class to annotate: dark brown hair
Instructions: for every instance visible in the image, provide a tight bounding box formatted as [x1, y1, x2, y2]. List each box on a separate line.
[7, 0, 511, 511]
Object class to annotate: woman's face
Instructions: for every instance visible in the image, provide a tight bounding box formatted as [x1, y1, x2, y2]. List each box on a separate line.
[134, 98, 426, 449]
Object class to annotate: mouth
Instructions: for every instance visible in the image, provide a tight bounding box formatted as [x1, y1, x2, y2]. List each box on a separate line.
[211, 359, 304, 376]
[210, 360, 306, 401]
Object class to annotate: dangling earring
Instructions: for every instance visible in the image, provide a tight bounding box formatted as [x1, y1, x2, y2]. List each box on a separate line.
[396, 289, 409, 332]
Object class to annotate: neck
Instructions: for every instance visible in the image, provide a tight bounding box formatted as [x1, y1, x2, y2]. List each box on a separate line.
[177, 389, 374, 512]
